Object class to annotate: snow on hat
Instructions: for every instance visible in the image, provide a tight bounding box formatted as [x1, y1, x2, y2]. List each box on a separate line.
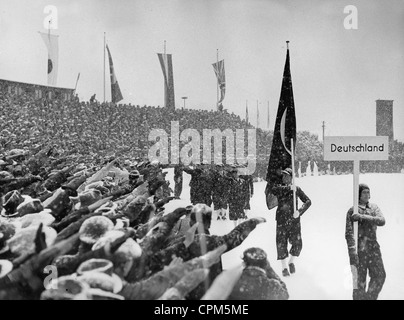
[281, 168, 293, 176]
[359, 183, 370, 196]
[79, 216, 114, 245]
[40, 276, 90, 300]
[243, 247, 267, 265]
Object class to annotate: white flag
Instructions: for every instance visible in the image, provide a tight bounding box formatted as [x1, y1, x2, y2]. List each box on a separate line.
[39, 32, 59, 86]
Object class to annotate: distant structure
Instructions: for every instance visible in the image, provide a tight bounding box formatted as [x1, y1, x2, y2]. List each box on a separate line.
[376, 100, 394, 144]
[0, 78, 74, 101]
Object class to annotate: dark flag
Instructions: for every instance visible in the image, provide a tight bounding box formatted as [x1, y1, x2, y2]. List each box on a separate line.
[158, 53, 176, 109]
[264, 45, 297, 210]
[106, 44, 123, 103]
[212, 59, 226, 105]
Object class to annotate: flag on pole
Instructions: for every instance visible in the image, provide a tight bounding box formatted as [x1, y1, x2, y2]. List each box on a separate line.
[264, 45, 297, 210]
[212, 59, 226, 105]
[158, 53, 176, 109]
[39, 32, 59, 86]
[106, 44, 123, 103]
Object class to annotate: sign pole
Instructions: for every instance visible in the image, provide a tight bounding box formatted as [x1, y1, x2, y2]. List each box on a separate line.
[353, 159, 360, 250]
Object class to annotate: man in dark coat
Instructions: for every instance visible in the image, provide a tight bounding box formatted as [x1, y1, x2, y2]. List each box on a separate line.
[183, 164, 212, 206]
[228, 166, 248, 227]
[229, 247, 289, 300]
[211, 164, 229, 220]
[174, 164, 183, 199]
[345, 183, 386, 300]
[270, 168, 311, 277]
[239, 172, 254, 219]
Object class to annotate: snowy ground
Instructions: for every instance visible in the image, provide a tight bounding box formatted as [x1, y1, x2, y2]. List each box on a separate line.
[162, 169, 404, 300]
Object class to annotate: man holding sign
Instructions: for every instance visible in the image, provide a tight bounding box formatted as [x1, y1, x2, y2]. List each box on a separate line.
[345, 183, 386, 300]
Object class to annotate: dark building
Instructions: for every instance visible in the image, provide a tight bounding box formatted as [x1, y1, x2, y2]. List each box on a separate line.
[0, 78, 74, 101]
[375, 100, 394, 143]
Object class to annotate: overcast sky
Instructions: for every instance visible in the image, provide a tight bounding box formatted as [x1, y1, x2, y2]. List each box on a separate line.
[0, 0, 403, 141]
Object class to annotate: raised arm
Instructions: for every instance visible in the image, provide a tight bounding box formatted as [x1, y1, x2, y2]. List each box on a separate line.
[221, 217, 266, 251]
[296, 186, 311, 216]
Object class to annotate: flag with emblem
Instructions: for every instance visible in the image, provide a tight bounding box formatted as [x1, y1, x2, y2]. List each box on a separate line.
[158, 53, 175, 109]
[212, 59, 225, 105]
[39, 32, 59, 86]
[264, 45, 297, 210]
[106, 44, 123, 103]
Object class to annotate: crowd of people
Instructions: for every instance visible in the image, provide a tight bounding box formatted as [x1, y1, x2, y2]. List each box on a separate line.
[0, 92, 289, 300]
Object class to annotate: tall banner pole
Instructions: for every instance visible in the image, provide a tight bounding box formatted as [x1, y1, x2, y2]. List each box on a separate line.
[291, 138, 297, 215]
[103, 32, 106, 103]
[353, 159, 360, 251]
[216, 49, 219, 110]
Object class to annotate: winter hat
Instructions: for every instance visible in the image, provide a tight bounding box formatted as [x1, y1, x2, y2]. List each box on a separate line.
[359, 184, 370, 197]
[2, 190, 25, 217]
[76, 189, 102, 210]
[79, 216, 114, 245]
[40, 276, 90, 300]
[281, 168, 293, 176]
[243, 247, 268, 268]
[16, 197, 44, 217]
[77, 259, 114, 276]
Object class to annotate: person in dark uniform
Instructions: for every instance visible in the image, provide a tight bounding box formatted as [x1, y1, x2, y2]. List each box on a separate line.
[239, 170, 254, 220]
[270, 168, 311, 277]
[183, 164, 212, 206]
[183, 164, 202, 205]
[174, 164, 183, 199]
[345, 183, 386, 300]
[212, 164, 229, 220]
[228, 166, 248, 227]
[229, 247, 289, 300]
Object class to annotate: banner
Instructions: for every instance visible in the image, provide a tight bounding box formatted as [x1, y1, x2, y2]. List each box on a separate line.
[158, 53, 175, 109]
[106, 44, 123, 103]
[264, 48, 297, 210]
[212, 59, 225, 105]
[39, 32, 59, 86]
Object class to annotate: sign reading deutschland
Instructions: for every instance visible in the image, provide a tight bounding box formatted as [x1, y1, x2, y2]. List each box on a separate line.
[324, 136, 389, 161]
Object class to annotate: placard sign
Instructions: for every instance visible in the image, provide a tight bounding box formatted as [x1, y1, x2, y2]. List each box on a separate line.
[324, 136, 389, 161]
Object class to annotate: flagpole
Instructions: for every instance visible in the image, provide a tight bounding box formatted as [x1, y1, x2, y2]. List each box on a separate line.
[291, 138, 297, 215]
[103, 32, 106, 103]
[256, 100, 259, 128]
[74, 72, 80, 92]
[216, 49, 219, 110]
[164, 40, 166, 55]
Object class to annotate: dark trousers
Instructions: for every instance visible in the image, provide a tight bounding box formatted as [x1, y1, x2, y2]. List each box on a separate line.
[174, 178, 182, 198]
[276, 219, 302, 260]
[353, 240, 386, 300]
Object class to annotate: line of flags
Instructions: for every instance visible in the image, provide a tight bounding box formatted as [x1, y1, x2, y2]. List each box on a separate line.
[265, 44, 297, 210]
[37, 32, 275, 119]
